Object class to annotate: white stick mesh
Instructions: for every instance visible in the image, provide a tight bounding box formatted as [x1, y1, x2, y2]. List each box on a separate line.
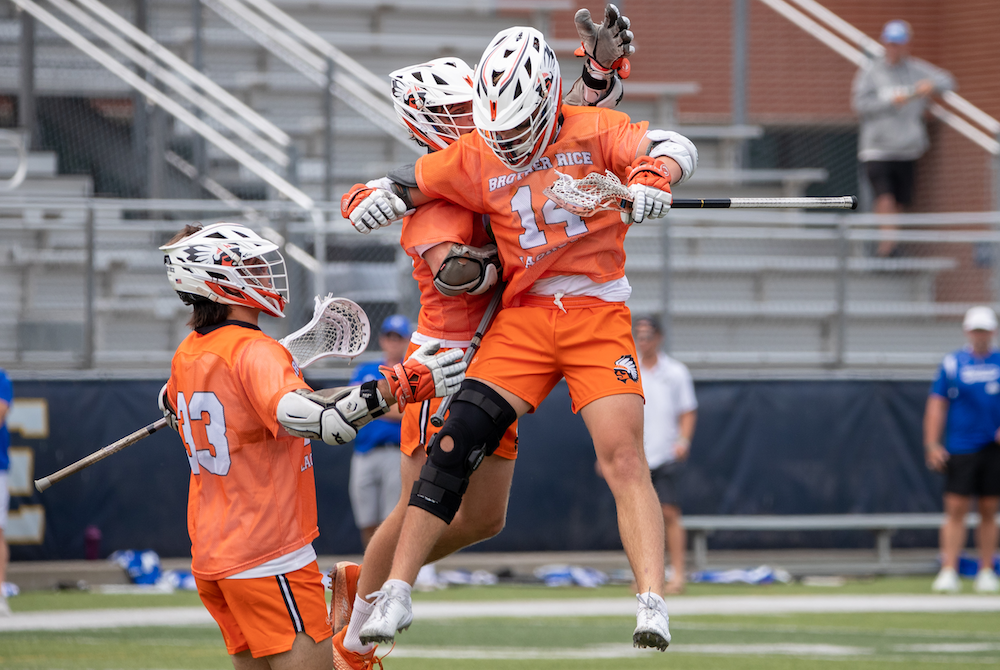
[279, 295, 371, 368]
[542, 170, 633, 217]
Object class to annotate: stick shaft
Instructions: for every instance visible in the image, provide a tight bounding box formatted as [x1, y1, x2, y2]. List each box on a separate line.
[672, 196, 857, 210]
[430, 282, 506, 427]
[34, 417, 169, 492]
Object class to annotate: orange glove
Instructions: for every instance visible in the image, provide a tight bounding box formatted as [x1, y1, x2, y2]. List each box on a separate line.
[624, 156, 672, 224]
[379, 342, 465, 410]
[341, 181, 407, 233]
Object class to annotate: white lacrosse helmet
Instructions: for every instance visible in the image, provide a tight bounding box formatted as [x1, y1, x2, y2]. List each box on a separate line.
[390, 58, 476, 151]
[160, 222, 289, 318]
[473, 26, 562, 172]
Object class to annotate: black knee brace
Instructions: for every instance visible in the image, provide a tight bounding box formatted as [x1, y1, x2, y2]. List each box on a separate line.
[409, 380, 517, 523]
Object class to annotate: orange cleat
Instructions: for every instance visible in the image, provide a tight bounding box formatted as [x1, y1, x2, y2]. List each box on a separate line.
[329, 561, 362, 635]
[332, 628, 382, 670]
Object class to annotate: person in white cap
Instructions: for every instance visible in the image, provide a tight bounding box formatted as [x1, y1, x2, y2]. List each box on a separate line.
[924, 306, 1000, 593]
[851, 19, 954, 257]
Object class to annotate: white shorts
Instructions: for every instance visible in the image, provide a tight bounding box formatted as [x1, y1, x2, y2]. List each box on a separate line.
[348, 446, 401, 529]
[0, 472, 8, 531]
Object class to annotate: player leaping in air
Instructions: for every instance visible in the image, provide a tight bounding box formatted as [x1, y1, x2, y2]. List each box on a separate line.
[156, 222, 465, 670]
[330, 6, 638, 668]
[342, 23, 697, 654]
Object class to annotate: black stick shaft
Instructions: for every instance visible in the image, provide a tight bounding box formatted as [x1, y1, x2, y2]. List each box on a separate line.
[672, 196, 857, 210]
[429, 282, 506, 428]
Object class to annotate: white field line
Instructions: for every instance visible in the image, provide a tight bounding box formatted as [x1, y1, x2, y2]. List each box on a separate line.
[2, 594, 1000, 632]
[387, 642, 873, 659]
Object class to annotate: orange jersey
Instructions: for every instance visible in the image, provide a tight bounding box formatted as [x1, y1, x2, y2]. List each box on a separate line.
[415, 104, 648, 306]
[166, 322, 316, 580]
[400, 198, 494, 342]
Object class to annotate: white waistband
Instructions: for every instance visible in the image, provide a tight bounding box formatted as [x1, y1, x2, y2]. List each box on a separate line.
[411, 331, 472, 350]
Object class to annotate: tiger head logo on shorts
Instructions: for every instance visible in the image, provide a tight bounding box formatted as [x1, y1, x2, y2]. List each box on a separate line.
[614, 355, 639, 384]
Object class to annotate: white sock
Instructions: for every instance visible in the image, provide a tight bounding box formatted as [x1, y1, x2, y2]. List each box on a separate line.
[343, 595, 375, 654]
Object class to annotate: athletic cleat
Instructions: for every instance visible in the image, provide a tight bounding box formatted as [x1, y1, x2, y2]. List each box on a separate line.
[358, 581, 413, 645]
[332, 629, 382, 670]
[973, 568, 999, 593]
[330, 561, 361, 635]
[931, 567, 961, 593]
[633, 591, 670, 651]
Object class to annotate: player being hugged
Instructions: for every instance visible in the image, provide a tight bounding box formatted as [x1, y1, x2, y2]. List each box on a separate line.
[343, 25, 696, 653]
[157, 223, 465, 669]
[330, 6, 641, 668]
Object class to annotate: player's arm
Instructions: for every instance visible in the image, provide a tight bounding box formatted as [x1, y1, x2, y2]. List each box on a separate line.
[674, 410, 696, 461]
[923, 394, 949, 472]
[342, 165, 434, 234]
[563, 4, 634, 109]
[277, 341, 466, 445]
[621, 130, 698, 223]
[424, 241, 501, 296]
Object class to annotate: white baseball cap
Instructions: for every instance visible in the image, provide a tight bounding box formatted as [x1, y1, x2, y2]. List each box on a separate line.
[963, 306, 998, 332]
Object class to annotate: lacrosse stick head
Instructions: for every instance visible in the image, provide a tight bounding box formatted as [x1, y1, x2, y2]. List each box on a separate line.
[542, 171, 633, 217]
[279, 295, 371, 368]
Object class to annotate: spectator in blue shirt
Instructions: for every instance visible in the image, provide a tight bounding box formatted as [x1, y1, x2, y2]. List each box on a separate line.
[0, 369, 12, 616]
[925, 306, 1000, 593]
[348, 315, 412, 547]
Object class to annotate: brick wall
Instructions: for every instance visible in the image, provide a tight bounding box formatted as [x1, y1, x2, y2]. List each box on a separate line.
[553, 0, 998, 211]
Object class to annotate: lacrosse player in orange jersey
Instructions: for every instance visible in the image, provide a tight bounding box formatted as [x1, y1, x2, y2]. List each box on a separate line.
[157, 223, 466, 670]
[330, 7, 638, 667]
[344, 25, 698, 652]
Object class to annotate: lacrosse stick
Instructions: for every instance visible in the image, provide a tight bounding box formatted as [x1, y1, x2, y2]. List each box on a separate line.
[429, 281, 506, 427]
[543, 171, 857, 216]
[279, 294, 371, 367]
[34, 418, 169, 492]
[34, 296, 372, 492]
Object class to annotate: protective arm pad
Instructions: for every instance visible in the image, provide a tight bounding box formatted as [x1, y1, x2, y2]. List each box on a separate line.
[433, 243, 501, 296]
[563, 68, 624, 109]
[276, 381, 390, 446]
[645, 130, 698, 185]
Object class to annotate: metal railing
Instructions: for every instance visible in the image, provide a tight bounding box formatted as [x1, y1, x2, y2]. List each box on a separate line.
[760, 0, 1000, 158]
[10, 0, 316, 212]
[2, 197, 998, 373]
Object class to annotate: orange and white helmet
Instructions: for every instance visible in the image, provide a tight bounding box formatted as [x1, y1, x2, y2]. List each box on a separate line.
[160, 223, 289, 318]
[473, 26, 561, 172]
[389, 58, 476, 151]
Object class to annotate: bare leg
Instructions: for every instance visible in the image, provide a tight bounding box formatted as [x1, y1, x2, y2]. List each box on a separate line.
[977, 496, 999, 571]
[662, 504, 686, 594]
[874, 193, 900, 257]
[386, 379, 530, 585]
[0, 529, 7, 586]
[355, 450, 516, 598]
[941, 493, 972, 570]
[581, 393, 665, 596]
[229, 632, 332, 670]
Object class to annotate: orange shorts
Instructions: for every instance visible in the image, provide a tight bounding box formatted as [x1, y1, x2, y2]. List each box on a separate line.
[401, 341, 518, 459]
[469, 295, 643, 413]
[196, 561, 332, 658]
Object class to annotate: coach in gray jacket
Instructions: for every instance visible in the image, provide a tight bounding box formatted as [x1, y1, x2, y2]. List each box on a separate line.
[851, 20, 954, 257]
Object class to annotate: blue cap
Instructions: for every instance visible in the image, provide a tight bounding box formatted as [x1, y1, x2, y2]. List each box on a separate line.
[881, 20, 911, 45]
[380, 314, 412, 337]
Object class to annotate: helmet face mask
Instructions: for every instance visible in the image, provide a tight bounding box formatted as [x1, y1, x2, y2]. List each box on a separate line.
[390, 58, 476, 151]
[161, 223, 289, 318]
[473, 27, 562, 172]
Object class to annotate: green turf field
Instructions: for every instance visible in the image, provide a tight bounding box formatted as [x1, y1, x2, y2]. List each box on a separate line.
[2, 579, 999, 669]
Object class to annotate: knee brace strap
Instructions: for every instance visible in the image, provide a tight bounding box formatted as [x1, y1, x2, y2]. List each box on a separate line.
[409, 380, 517, 523]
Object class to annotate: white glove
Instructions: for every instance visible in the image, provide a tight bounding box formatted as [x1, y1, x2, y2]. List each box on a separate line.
[158, 382, 178, 432]
[626, 184, 672, 224]
[341, 178, 408, 234]
[277, 383, 390, 446]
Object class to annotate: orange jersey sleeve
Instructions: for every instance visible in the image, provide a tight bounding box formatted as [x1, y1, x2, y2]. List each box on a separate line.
[167, 324, 317, 580]
[417, 105, 648, 305]
[401, 198, 495, 342]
